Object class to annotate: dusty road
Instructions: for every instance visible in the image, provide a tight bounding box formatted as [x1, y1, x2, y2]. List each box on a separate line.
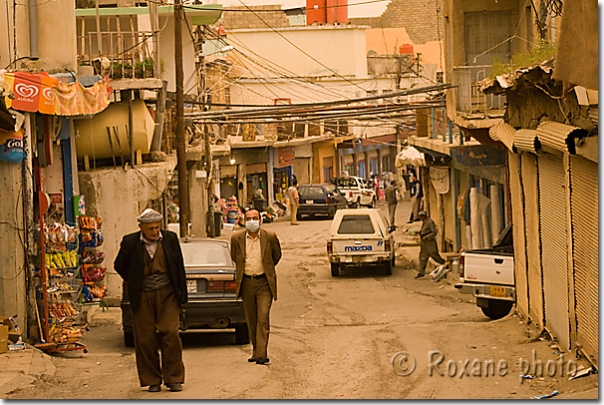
[7, 204, 598, 399]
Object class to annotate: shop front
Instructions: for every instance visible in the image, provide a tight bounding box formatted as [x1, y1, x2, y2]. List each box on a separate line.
[273, 146, 295, 202]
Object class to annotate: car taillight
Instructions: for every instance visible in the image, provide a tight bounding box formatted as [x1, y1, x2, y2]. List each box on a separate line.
[207, 281, 225, 291]
[459, 250, 465, 277]
[385, 240, 391, 251]
[224, 281, 236, 291]
[349, 191, 353, 198]
[325, 198, 330, 205]
[327, 241, 333, 253]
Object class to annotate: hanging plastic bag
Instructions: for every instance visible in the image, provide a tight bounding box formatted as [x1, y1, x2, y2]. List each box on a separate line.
[0, 128, 25, 163]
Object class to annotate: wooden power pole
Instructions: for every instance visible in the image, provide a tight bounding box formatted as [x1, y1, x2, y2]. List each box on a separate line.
[174, 0, 190, 237]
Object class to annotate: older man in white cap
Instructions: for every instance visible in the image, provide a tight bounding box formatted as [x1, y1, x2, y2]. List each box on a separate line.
[114, 208, 188, 392]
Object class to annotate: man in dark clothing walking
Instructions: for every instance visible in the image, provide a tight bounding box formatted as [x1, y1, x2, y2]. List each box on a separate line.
[385, 180, 399, 232]
[415, 210, 446, 279]
[114, 208, 188, 392]
[408, 175, 423, 223]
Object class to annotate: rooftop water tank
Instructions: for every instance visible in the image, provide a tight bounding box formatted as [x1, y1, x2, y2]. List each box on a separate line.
[399, 44, 414, 55]
[306, 0, 326, 25]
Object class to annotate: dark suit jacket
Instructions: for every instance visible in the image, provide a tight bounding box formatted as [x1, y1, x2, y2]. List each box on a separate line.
[230, 228, 282, 301]
[114, 230, 188, 312]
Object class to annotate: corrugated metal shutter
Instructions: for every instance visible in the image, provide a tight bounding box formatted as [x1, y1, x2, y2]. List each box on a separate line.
[538, 153, 570, 350]
[508, 152, 528, 316]
[521, 153, 544, 327]
[569, 156, 598, 366]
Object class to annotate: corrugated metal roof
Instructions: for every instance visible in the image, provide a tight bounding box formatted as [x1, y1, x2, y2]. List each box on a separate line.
[489, 121, 516, 153]
[514, 129, 540, 154]
[535, 121, 589, 155]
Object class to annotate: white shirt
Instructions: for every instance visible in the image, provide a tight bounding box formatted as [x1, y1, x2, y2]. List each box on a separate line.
[244, 232, 264, 276]
[140, 231, 163, 259]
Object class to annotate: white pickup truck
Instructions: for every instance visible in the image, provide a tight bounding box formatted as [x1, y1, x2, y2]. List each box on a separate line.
[327, 209, 395, 277]
[454, 224, 515, 319]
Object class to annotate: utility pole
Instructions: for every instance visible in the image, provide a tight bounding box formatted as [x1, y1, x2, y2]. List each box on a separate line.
[174, 0, 190, 237]
[193, 26, 215, 237]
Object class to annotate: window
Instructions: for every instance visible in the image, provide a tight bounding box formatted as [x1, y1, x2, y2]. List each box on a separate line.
[299, 186, 326, 198]
[465, 11, 512, 65]
[181, 243, 232, 267]
[337, 215, 375, 234]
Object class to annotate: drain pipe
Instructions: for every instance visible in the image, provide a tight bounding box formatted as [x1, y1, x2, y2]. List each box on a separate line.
[28, 0, 39, 60]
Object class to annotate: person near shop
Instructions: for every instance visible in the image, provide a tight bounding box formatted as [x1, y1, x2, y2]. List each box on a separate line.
[287, 179, 300, 226]
[230, 209, 282, 365]
[114, 208, 188, 392]
[385, 180, 399, 232]
[415, 210, 446, 279]
[408, 175, 423, 223]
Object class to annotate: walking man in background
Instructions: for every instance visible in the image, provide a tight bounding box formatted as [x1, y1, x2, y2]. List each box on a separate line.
[231, 209, 282, 365]
[114, 208, 188, 392]
[385, 180, 399, 232]
[408, 174, 423, 223]
[415, 210, 446, 279]
[287, 179, 300, 226]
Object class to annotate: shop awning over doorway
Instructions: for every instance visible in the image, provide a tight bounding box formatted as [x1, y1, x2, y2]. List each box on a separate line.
[0, 71, 111, 116]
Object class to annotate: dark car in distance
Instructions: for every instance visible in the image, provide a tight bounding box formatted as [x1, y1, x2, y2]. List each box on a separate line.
[121, 238, 249, 347]
[296, 184, 348, 220]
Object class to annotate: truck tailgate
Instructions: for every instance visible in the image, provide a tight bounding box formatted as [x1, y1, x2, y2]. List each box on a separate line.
[332, 237, 386, 255]
[463, 252, 514, 286]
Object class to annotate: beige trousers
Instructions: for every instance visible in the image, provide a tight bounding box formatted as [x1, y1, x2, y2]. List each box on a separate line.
[241, 276, 273, 358]
[290, 204, 299, 224]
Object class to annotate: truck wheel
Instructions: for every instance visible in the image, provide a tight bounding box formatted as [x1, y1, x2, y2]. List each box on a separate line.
[124, 331, 135, 347]
[370, 197, 376, 208]
[331, 263, 340, 277]
[480, 301, 514, 320]
[383, 260, 392, 276]
[235, 322, 250, 344]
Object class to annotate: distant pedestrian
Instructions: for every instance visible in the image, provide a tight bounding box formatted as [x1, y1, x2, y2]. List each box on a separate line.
[385, 180, 399, 232]
[415, 211, 446, 279]
[287, 179, 300, 226]
[230, 209, 282, 365]
[408, 175, 423, 223]
[114, 208, 188, 392]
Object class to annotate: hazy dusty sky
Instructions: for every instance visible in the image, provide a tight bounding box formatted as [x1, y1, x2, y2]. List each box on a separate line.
[218, 0, 391, 19]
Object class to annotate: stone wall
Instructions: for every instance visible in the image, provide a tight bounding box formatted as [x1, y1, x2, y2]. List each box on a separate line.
[220, 5, 291, 30]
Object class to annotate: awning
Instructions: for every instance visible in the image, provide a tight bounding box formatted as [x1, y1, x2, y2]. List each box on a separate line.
[489, 121, 516, 153]
[535, 121, 589, 155]
[513, 129, 540, 154]
[361, 133, 396, 147]
[0, 71, 111, 116]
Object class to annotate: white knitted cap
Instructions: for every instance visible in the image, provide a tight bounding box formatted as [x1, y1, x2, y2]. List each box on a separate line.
[137, 208, 163, 223]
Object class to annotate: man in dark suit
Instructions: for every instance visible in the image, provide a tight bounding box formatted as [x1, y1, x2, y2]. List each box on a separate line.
[230, 209, 282, 365]
[114, 208, 188, 392]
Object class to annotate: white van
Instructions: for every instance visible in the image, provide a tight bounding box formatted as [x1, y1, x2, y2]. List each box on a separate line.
[326, 209, 395, 276]
[330, 176, 376, 208]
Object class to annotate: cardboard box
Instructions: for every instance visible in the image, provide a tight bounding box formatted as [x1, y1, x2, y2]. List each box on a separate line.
[0, 315, 21, 343]
[0, 325, 9, 354]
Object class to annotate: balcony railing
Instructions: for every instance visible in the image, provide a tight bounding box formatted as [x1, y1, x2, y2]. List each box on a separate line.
[453, 65, 506, 118]
[77, 31, 158, 79]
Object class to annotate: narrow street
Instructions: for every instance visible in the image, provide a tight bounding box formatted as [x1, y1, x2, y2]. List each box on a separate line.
[6, 203, 597, 399]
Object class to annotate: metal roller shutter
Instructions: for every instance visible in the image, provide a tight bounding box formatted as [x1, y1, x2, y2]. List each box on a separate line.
[521, 153, 544, 327]
[569, 156, 598, 366]
[538, 153, 570, 350]
[508, 152, 528, 316]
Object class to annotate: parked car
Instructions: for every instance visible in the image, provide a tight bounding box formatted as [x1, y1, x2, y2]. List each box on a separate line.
[326, 208, 395, 276]
[121, 238, 249, 347]
[297, 184, 348, 220]
[330, 176, 376, 208]
[454, 224, 515, 319]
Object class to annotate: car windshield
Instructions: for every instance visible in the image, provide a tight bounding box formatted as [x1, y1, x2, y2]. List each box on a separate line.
[180, 242, 232, 267]
[337, 215, 375, 234]
[324, 184, 338, 194]
[333, 178, 356, 188]
[299, 186, 325, 198]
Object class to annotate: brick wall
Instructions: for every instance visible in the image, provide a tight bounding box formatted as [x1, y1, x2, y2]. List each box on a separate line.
[349, 0, 444, 44]
[220, 5, 291, 30]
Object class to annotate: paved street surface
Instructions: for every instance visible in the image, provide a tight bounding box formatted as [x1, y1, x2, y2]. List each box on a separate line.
[4, 202, 598, 399]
